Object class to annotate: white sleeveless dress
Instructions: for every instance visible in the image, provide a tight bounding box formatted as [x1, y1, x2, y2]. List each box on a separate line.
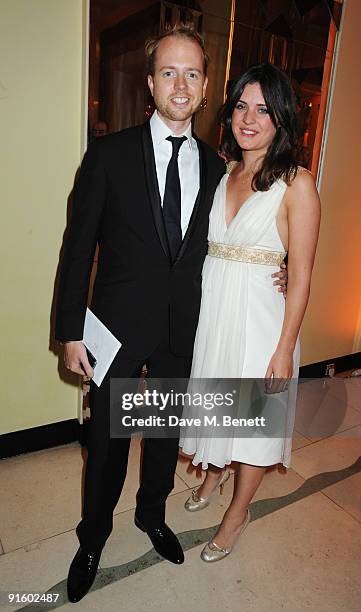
[179, 171, 300, 469]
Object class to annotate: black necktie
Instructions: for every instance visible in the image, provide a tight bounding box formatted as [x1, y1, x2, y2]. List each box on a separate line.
[163, 135, 187, 261]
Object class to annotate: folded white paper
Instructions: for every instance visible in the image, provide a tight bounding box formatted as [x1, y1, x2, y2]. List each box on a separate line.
[82, 308, 122, 387]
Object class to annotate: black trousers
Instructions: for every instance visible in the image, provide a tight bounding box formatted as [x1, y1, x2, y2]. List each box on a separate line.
[76, 338, 192, 552]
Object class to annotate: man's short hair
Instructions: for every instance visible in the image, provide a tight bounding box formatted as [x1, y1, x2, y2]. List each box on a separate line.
[145, 23, 209, 76]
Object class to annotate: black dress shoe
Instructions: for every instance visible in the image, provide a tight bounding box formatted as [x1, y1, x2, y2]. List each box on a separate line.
[134, 516, 184, 564]
[67, 547, 102, 603]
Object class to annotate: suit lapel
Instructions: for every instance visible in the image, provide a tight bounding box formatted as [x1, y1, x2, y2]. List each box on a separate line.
[141, 122, 171, 260]
[175, 136, 207, 264]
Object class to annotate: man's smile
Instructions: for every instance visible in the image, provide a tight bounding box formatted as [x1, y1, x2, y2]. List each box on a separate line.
[171, 96, 191, 106]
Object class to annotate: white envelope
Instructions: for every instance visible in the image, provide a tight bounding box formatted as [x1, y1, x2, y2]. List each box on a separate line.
[82, 308, 122, 387]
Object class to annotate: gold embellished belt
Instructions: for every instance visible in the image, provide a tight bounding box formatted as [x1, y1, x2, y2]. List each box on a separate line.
[208, 242, 286, 266]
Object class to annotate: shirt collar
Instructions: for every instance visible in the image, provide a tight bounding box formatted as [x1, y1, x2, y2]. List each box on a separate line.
[150, 110, 195, 150]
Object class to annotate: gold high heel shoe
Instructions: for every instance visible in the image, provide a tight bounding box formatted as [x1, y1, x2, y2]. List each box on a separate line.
[184, 468, 231, 512]
[200, 507, 251, 562]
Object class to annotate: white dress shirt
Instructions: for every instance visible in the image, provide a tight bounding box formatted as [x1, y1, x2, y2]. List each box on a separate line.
[150, 111, 200, 238]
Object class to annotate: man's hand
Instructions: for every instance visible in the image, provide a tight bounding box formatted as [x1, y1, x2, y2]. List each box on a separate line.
[272, 261, 288, 297]
[63, 341, 94, 378]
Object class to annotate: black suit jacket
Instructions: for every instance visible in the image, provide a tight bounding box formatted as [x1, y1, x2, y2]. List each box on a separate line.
[55, 121, 225, 359]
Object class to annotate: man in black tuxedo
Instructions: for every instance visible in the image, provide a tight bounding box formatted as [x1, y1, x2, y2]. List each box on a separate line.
[56, 25, 285, 603]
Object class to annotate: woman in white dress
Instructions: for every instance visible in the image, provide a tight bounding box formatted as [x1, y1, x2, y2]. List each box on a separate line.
[179, 64, 320, 562]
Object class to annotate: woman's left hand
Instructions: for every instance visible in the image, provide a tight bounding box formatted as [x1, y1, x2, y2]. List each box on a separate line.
[265, 349, 294, 394]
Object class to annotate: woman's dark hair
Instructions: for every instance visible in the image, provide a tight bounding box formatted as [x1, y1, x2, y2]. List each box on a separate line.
[219, 63, 299, 191]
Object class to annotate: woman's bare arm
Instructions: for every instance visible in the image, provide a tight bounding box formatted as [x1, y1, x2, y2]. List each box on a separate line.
[265, 169, 321, 391]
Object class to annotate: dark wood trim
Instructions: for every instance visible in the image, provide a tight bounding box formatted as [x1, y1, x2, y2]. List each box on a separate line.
[299, 352, 361, 379]
[0, 419, 85, 460]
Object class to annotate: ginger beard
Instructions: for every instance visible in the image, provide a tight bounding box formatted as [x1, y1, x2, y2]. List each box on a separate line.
[147, 36, 208, 130]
